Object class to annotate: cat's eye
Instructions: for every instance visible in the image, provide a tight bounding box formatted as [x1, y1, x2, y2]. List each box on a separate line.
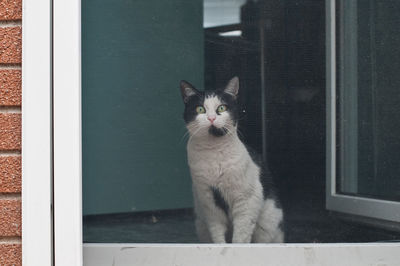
[196, 106, 206, 114]
[217, 105, 227, 113]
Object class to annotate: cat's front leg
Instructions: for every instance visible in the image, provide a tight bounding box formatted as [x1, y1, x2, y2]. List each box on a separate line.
[231, 191, 264, 243]
[194, 184, 229, 243]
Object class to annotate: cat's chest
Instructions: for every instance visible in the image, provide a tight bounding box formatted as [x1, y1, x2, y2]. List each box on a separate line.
[187, 142, 247, 184]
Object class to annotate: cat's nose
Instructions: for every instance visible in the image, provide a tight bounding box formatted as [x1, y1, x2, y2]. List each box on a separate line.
[207, 116, 216, 123]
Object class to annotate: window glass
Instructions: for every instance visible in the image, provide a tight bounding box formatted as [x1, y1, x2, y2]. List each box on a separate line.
[82, 0, 400, 244]
[337, 0, 400, 201]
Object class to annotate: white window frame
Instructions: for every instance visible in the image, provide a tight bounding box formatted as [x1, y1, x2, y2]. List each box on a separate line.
[22, 0, 400, 265]
[325, 0, 400, 223]
[53, 0, 83, 265]
[22, 0, 52, 265]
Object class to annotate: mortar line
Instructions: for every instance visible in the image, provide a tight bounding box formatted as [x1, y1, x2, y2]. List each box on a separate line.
[0, 150, 21, 156]
[0, 64, 22, 70]
[0, 193, 21, 199]
[0, 106, 21, 113]
[0, 236, 22, 244]
[0, 20, 22, 27]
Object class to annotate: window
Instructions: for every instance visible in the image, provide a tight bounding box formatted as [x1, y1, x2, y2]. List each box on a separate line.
[21, 0, 400, 265]
[81, 0, 400, 248]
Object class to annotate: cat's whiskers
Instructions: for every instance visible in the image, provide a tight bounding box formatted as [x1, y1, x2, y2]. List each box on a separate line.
[187, 125, 204, 146]
[180, 131, 191, 143]
[236, 127, 245, 139]
[224, 124, 237, 139]
[224, 127, 233, 137]
[180, 124, 197, 143]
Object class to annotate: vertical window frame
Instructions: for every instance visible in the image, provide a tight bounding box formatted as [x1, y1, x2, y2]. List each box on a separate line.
[22, 0, 53, 265]
[53, 0, 83, 265]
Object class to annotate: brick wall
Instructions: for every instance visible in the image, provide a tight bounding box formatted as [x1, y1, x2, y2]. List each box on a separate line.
[0, 0, 22, 265]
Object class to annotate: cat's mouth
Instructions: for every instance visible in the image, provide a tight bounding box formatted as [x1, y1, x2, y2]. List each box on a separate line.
[208, 125, 228, 137]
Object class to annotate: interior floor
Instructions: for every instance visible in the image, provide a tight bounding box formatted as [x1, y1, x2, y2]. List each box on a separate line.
[83, 207, 400, 243]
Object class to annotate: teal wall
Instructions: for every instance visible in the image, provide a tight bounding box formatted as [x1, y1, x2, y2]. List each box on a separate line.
[82, 0, 203, 215]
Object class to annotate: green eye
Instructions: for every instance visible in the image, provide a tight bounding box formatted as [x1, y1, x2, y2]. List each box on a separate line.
[217, 105, 227, 113]
[196, 106, 205, 114]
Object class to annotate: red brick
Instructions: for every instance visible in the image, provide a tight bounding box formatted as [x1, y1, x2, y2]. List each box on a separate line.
[0, 2, 21, 264]
[0, 156, 21, 193]
[0, 27, 22, 64]
[0, 199, 21, 236]
[0, 70, 21, 106]
[0, 0, 22, 21]
[0, 244, 21, 266]
[0, 113, 21, 150]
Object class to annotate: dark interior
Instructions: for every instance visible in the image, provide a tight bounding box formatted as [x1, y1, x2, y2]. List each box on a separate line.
[203, 0, 326, 217]
[203, 0, 327, 238]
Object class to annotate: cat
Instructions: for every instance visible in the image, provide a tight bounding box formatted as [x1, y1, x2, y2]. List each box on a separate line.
[180, 77, 284, 243]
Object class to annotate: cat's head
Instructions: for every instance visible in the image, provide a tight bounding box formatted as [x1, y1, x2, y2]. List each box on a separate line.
[180, 77, 239, 138]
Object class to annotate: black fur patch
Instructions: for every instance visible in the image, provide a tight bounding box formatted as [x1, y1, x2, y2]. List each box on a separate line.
[211, 186, 229, 215]
[278, 218, 284, 232]
[208, 126, 228, 137]
[245, 145, 285, 240]
[182, 92, 205, 124]
[245, 144, 281, 207]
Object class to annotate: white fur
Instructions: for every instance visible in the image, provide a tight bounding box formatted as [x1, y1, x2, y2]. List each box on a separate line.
[186, 96, 284, 243]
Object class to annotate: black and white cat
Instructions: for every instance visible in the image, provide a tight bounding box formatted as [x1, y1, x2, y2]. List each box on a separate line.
[180, 77, 284, 243]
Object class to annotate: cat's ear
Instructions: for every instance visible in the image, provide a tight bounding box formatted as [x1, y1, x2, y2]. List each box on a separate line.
[180, 80, 199, 103]
[224, 76, 239, 98]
